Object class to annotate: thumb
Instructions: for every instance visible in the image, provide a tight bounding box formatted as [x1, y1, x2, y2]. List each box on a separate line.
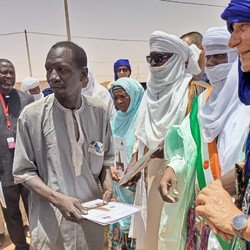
[103, 190, 113, 204]
[171, 178, 178, 196]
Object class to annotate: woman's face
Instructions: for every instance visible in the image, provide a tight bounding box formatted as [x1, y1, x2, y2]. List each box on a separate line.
[115, 66, 131, 79]
[113, 88, 131, 112]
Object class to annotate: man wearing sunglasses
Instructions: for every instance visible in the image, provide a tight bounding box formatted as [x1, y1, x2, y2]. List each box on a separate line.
[128, 30, 202, 250]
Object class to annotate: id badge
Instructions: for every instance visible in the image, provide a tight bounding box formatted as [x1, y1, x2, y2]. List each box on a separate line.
[7, 137, 15, 149]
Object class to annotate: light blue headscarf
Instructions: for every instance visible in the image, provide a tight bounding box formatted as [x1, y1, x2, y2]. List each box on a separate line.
[110, 77, 144, 233]
[111, 77, 144, 163]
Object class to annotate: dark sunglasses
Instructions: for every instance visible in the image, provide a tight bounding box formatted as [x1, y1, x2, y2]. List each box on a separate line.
[146, 53, 174, 64]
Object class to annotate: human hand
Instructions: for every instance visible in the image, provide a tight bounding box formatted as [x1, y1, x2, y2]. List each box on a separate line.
[196, 180, 243, 236]
[158, 166, 178, 203]
[103, 189, 113, 205]
[53, 193, 88, 223]
[121, 155, 142, 187]
[150, 141, 164, 159]
[111, 166, 120, 182]
[122, 172, 142, 187]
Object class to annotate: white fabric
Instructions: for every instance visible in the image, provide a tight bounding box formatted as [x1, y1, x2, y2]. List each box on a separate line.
[186, 44, 202, 75]
[200, 26, 238, 143]
[131, 30, 198, 250]
[81, 66, 116, 118]
[199, 25, 250, 175]
[135, 31, 193, 150]
[33, 92, 44, 101]
[21, 77, 40, 92]
[202, 26, 236, 56]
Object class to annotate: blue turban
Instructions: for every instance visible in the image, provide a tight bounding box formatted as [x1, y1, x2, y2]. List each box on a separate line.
[238, 61, 250, 105]
[113, 59, 131, 80]
[221, 0, 250, 32]
[42, 87, 54, 97]
[221, 0, 250, 105]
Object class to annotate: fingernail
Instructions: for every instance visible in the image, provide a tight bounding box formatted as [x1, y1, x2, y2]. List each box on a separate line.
[173, 190, 178, 195]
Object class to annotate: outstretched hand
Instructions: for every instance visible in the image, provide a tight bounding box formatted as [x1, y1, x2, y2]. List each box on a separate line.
[53, 193, 88, 223]
[158, 166, 178, 203]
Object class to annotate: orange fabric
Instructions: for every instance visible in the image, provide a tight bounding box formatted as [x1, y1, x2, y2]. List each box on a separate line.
[205, 86, 221, 179]
[207, 140, 221, 179]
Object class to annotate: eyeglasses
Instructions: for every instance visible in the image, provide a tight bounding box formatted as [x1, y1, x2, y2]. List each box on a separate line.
[146, 53, 174, 64]
[115, 67, 129, 73]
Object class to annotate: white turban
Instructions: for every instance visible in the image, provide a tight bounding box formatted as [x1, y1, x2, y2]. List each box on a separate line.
[21, 77, 40, 92]
[149, 30, 201, 75]
[202, 26, 236, 62]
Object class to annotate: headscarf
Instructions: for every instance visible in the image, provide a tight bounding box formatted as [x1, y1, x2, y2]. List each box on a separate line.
[203, 26, 237, 90]
[42, 88, 53, 97]
[135, 30, 200, 149]
[111, 77, 144, 163]
[21, 77, 40, 92]
[21, 77, 44, 100]
[81, 66, 116, 118]
[200, 26, 237, 142]
[199, 26, 250, 174]
[221, 0, 250, 105]
[221, 0, 250, 33]
[113, 59, 131, 80]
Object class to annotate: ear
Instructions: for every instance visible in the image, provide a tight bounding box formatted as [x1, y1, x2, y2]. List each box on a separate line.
[80, 66, 88, 84]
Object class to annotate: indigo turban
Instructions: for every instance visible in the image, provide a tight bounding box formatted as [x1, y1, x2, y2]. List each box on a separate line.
[221, 0, 250, 32]
[113, 59, 131, 80]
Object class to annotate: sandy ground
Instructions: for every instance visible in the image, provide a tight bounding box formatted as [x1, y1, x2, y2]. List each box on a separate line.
[0, 232, 31, 250]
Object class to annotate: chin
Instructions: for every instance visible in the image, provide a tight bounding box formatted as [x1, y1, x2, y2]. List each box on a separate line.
[241, 63, 250, 73]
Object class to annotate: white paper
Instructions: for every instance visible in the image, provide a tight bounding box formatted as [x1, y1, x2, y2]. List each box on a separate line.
[117, 147, 159, 187]
[0, 182, 6, 208]
[81, 199, 142, 226]
[113, 136, 127, 177]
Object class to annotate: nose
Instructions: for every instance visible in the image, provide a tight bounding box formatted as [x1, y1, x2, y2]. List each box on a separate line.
[49, 69, 60, 81]
[206, 56, 216, 67]
[228, 31, 240, 48]
[150, 58, 158, 66]
[5, 72, 13, 78]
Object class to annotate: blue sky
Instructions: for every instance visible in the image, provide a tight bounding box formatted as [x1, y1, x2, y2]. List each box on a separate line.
[0, 0, 229, 84]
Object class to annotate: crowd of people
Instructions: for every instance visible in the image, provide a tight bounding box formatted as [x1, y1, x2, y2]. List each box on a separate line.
[0, 0, 250, 249]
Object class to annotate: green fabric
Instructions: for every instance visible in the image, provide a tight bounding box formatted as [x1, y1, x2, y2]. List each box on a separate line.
[159, 117, 197, 250]
[190, 96, 233, 250]
[189, 96, 206, 190]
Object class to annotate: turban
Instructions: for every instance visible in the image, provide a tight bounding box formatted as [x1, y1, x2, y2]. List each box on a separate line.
[42, 87, 53, 97]
[113, 59, 131, 80]
[221, 0, 250, 105]
[202, 26, 235, 56]
[202, 26, 237, 84]
[221, 0, 250, 33]
[21, 77, 40, 92]
[150, 30, 200, 75]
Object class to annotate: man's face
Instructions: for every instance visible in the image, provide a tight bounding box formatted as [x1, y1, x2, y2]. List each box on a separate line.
[229, 23, 250, 72]
[205, 53, 228, 67]
[146, 52, 174, 67]
[115, 66, 131, 79]
[45, 47, 87, 99]
[0, 61, 16, 94]
[29, 86, 41, 95]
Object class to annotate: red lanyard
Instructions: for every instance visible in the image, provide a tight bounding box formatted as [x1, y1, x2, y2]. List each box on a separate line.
[0, 93, 11, 131]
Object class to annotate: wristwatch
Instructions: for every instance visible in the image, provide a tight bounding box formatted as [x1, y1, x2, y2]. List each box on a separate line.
[231, 214, 249, 239]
